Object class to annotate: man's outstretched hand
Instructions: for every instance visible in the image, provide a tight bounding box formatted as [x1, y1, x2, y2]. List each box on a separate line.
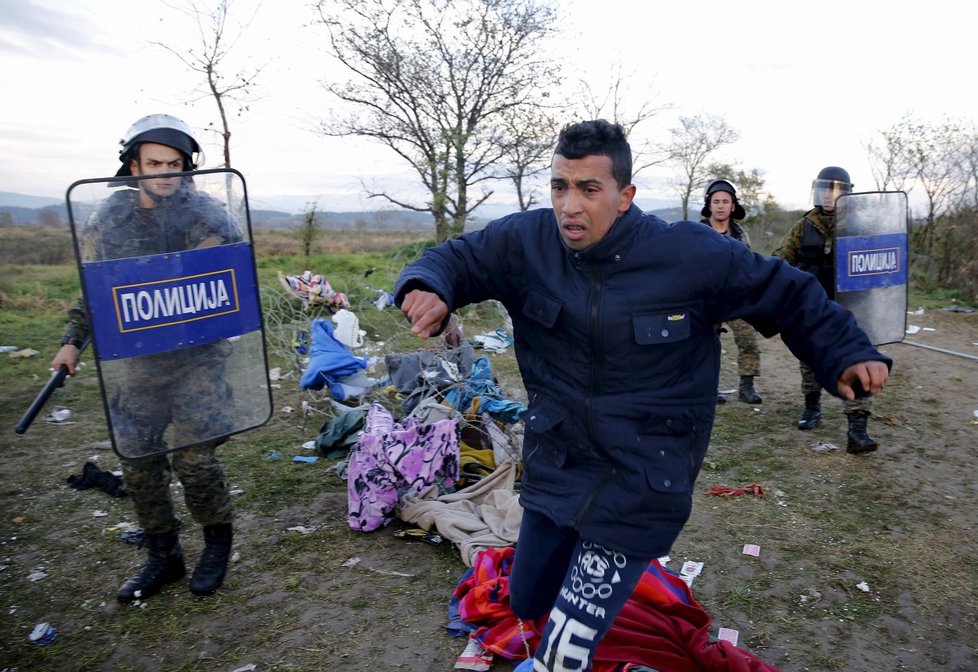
[401, 289, 449, 339]
[837, 360, 889, 400]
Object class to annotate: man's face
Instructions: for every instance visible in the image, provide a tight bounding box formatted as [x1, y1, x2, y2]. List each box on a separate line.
[550, 153, 635, 251]
[130, 142, 185, 203]
[709, 191, 735, 223]
[818, 188, 837, 213]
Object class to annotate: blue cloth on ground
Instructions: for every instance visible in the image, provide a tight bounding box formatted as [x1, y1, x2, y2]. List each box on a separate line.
[300, 318, 368, 399]
[443, 355, 526, 424]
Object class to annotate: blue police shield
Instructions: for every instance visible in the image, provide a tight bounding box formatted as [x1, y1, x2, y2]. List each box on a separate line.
[834, 191, 909, 346]
[66, 169, 272, 459]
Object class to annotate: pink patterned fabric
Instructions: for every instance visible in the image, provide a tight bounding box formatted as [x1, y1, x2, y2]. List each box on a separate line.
[347, 402, 460, 531]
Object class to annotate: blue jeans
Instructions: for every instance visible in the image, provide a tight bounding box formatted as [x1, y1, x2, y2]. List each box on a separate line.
[509, 509, 649, 672]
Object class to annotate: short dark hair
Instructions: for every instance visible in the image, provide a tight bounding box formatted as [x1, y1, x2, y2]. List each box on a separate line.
[554, 120, 633, 188]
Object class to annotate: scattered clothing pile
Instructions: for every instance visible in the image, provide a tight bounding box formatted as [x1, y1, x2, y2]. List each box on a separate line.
[278, 270, 349, 313]
[455, 549, 783, 672]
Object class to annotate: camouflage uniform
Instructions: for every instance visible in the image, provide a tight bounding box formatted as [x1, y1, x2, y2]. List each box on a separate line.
[62, 182, 240, 534]
[705, 220, 761, 377]
[773, 208, 871, 414]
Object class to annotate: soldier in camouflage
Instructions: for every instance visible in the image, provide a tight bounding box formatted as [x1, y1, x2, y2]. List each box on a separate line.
[51, 114, 239, 602]
[700, 180, 763, 405]
[773, 166, 878, 454]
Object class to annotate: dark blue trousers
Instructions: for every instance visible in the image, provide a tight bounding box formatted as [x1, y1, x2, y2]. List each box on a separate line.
[509, 508, 650, 671]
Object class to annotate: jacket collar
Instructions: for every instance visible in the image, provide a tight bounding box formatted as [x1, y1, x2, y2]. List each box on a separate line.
[564, 203, 643, 262]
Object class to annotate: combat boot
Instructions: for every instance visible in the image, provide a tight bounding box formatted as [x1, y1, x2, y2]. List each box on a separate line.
[116, 530, 185, 603]
[797, 391, 821, 430]
[738, 376, 762, 404]
[190, 523, 233, 596]
[846, 411, 879, 454]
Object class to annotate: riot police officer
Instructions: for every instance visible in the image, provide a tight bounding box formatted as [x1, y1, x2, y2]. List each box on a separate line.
[773, 166, 879, 454]
[700, 179, 763, 405]
[51, 114, 238, 601]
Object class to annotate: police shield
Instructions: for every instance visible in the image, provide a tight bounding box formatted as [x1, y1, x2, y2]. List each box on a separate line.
[66, 168, 272, 459]
[834, 191, 909, 346]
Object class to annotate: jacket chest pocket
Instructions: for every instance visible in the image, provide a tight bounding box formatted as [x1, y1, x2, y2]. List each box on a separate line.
[632, 309, 692, 345]
[522, 287, 562, 328]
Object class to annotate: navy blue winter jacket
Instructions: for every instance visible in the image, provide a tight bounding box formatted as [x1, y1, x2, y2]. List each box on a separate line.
[394, 204, 891, 557]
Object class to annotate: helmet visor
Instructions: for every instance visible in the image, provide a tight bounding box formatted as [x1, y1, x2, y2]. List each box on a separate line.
[811, 178, 851, 208]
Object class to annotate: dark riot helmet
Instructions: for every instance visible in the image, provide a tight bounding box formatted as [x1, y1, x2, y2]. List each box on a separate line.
[115, 114, 203, 178]
[700, 179, 747, 220]
[811, 166, 852, 208]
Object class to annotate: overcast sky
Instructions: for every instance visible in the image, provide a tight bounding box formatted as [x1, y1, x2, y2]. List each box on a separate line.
[1, 0, 974, 214]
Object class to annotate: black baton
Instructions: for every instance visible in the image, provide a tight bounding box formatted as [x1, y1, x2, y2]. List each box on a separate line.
[15, 338, 90, 435]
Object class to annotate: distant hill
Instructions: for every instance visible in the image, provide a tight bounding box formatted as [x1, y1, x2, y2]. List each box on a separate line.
[0, 189, 436, 230]
[250, 209, 434, 230]
[0, 192, 61, 209]
[0, 190, 687, 229]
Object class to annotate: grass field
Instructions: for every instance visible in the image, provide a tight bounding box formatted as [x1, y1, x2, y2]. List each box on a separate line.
[0, 224, 976, 671]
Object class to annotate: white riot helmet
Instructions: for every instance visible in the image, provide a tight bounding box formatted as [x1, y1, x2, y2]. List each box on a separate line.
[115, 114, 203, 177]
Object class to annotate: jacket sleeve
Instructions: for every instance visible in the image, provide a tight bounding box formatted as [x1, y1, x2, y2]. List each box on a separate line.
[61, 297, 91, 345]
[393, 218, 517, 332]
[717, 243, 891, 396]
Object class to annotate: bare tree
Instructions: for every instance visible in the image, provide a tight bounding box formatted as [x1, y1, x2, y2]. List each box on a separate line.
[865, 124, 915, 194]
[956, 123, 978, 213]
[495, 62, 669, 214]
[156, 0, 266, 167]
[576, 62, 670, 177]
[662, 114, 739, 220]
[297, 202, 319, 259]
[313, 0, 558, 242]
[868, 114, 966, 226]
[496, 105, 560, 212]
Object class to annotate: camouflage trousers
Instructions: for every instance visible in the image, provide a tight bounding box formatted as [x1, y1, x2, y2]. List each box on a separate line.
[108, 342, 235, 459]
[121, 441, 233, 535]
[800, 362, 872, 414]
[111, 343, 236, 534]
[724, 319, 761, 377]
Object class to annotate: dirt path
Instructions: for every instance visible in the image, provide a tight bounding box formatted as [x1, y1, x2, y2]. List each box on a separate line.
[1, 308, 975, 671]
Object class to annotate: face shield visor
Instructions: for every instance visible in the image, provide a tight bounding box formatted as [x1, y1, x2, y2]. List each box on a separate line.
[811, 178, 852, 208]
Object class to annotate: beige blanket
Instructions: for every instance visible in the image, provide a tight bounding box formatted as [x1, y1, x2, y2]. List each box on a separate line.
[398, 460, 523, 567]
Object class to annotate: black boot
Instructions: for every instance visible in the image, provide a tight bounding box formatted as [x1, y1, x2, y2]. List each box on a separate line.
[116, 531, 185, 603]
[738, 376, 762, 404]
[846, 411, 879, 454]
[797, 391, 821, 430]
[190, 523, 233, 596]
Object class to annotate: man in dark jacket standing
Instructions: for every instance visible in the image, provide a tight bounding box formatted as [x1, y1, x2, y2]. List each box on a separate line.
[395, 121, 890, 672]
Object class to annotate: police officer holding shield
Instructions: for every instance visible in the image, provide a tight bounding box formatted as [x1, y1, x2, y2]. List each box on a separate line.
[51, 114, 239, 601]
[773, 166, 878, 454]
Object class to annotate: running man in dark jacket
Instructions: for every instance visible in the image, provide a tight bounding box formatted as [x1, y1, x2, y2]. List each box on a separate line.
[395, 121, 890, 672]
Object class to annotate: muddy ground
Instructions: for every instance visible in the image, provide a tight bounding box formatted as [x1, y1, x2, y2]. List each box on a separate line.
[1, 307, 976, 671]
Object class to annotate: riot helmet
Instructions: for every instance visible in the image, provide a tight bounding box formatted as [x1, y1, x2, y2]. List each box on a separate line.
[700, 179, 746, 220]
[115, 114, 203, 178]
[811, 166, 852, 209]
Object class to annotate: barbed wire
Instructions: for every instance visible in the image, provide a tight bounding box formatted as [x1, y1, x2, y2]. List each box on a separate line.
[259, 266, 521, 458]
